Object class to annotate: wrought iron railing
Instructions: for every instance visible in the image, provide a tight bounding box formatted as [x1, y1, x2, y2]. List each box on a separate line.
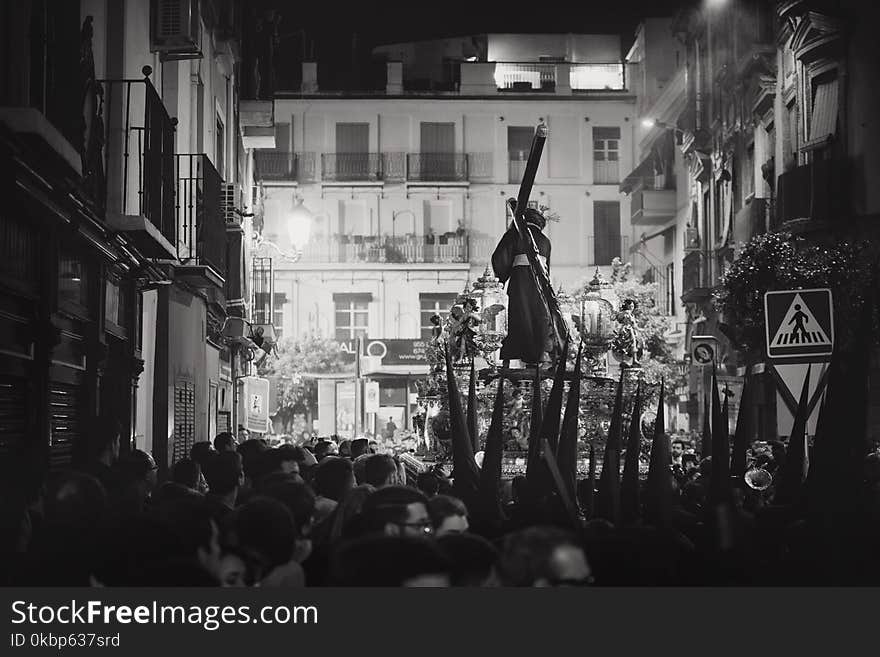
[294, 234, 469, 264]
[495, 62, 557, 91]
[407, 153, 469, 182]
[570, 63, 626, 90]
[175, 154, 225, 278]
[253, 151, 317, 183]
[100, 76, 176, 244]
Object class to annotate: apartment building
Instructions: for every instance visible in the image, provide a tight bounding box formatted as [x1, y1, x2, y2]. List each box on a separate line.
[673, 0, 880, 440]
[0, 0, 254, 481]
[252, 33, 637, 437]
[622, 18, 690, 430]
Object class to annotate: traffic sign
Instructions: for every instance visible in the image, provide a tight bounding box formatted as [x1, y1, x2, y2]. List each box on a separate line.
[691, 335, 718, 366]
[764, 288, 834, 359]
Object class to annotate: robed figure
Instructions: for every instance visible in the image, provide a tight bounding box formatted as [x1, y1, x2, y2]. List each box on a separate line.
[492, 207, 554, 365]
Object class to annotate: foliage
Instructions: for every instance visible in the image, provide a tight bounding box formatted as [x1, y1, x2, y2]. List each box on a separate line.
[712, 232, 877, 353]
[261, 335, 354, 429]
[576, 258, 685, 399]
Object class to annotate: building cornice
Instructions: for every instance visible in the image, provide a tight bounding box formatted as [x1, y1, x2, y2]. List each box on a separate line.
[274, 92, 636, 103]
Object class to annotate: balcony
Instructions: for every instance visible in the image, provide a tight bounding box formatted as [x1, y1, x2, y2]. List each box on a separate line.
[588, 234, 630, 267]
[321, 153, 405, 182]
[774, 158, 846, 231]
[492, 62, 626, 92]
[101, 77, 176, 258]
[174, 154, 225, 288]
[293, 234, 470, 265]
[681, 251, 710, 303]
[254, 151, 317, 183]
[407, 153, 469, 182]
[630, 182, 677, 226]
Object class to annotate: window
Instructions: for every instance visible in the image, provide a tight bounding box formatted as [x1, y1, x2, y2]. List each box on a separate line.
[419, 122, 456, 180]
[665, 262, 675, 316]
[58, 249, 89, 314]
[808, 75, 839, 144]
[420, 293, 457, 340]
[508, 126, 533, 183]
[593, 127, 620, 184]
[216, 116, 226, 179]
[787, 101, 798, 162]
[104, 279, 126, 330]
[274, 292, 287, 339]
[334, 293, 370, 341]
[252, 257, 273, 325]
[592, 201, 621, 266]
[335, 123, 370, 180]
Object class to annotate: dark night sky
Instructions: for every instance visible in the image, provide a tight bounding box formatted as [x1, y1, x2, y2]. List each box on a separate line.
[268, 0, 690, 90]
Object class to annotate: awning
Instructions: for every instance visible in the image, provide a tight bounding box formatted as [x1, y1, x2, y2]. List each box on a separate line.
[619, 155, 656, 194]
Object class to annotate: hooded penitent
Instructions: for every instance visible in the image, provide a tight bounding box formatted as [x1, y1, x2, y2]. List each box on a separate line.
[701, 393, 711, 460]
[556, 342, 583, 507]
[540, 340, 570, 457]
[710, 366, 732, 506]
[444, 346, 480, 505]
[645, 381, 672, 528]
[478, 374, 507, 522]
[467, 359, 479, 454]
[776, 365, 811, 506]
[595, 372, 624, 526]
[729, 375, 751, 484]
[621, 380, 643, 526]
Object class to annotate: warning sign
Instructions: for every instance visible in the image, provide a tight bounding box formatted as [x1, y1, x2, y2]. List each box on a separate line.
[764, 288, 834, 359]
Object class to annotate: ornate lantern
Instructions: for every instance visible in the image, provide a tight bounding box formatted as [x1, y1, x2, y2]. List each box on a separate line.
[472, 266, 507, 363]
[579, 270, 616, 375]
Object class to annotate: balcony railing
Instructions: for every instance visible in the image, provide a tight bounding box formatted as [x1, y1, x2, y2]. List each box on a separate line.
[774, 158, 845, 230]
[321, 152, 406, 182]
[681, 250, 710, 302]
[101, 77, 176, 246]
[495, 62, 557, 91]
[407, 153, 468, 182]
[175, 154, 226, 280]
[588, 235, 630, 267]
[493, 62, 626, 92]
[253, 151, 317, 183]
[293, 234, 469, 264]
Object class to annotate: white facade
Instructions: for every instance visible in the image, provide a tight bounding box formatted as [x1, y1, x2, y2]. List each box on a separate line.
[259, 94, 637, 343]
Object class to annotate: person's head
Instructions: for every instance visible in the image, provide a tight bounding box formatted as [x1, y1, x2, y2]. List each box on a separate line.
[275, 444, 302, 477]
[427, 495, 469, 536]
[93, 416, 122, 464]
[229, 497, 297, 578]
[314, 440, 336, 462]
[350, 438, 369, 460]
[523, 207, 547, 231]
[358, 486, 432, 538]
[261, 480, 316, 563]
[328, 535, 450, 586]
[671, 439, 686, 459]
[213, 432, 237, 453]
[437, 532, 499, 586]
[237, 426, 250, 442]
[313, 457, 355, 502]
[338, 439, 352, 459]
[42, 470, 107, 530]
[203, 451, 245, 502]
[363, 453, 400, 488]
[117, 449, 158, 496]
[153, 496, 222, 581]
[237, 438, 270, 482]
[497, 526, 593, 587]
[299, 431, 311, 444]
[217, 548, 251, 587]
[171, 458, 202, 492]
[328, 484, 375, 543]
[416, 471, 440, 498]
[190, 442, 216, 469]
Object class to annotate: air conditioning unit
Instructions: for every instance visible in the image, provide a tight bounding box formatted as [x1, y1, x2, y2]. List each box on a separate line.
[151, 0, 203, 61]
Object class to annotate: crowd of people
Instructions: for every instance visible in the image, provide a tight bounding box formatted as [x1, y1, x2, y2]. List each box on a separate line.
[3, 411, 880, 587]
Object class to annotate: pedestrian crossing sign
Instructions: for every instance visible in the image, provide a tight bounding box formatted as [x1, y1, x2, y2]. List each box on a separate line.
[764, 288, 834, 359]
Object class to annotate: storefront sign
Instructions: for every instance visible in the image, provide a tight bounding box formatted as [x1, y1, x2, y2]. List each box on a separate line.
[337, 338, 428, 366]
